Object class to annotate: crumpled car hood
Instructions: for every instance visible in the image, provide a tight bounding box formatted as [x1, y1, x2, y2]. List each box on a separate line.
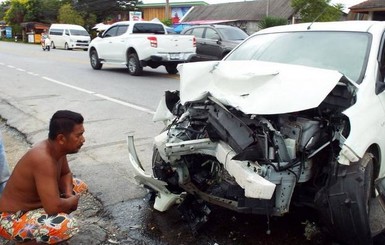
[178, 60, 344, 115]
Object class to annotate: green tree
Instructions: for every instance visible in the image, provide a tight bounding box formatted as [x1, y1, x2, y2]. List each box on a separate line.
[4, 0, 27, 25]
[58, 3, 84, 25]
[258, 16, 288, 29]
[3, 0, 28, 37]
[291, 0, 344, 22]
[161, 18, 172, 27]
[83, 12, 97, 31]
[24, 0, 43, 22]
[0, 1, 11, 21]
[40, 0, 62, 23]
[75, 0, 120, 23]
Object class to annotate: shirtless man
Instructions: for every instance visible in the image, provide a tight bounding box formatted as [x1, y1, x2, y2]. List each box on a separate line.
[0, 110, 88, 244]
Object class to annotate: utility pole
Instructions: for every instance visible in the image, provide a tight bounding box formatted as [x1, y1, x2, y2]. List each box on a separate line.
[266, 0, 269, 17]
[165, 0, 170, 20]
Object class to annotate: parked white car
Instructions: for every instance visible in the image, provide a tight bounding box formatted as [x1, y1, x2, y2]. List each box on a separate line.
[127, 21, 385, 244]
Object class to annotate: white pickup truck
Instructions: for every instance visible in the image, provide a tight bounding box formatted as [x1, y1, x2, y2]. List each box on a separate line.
[88, 21, 196, 76]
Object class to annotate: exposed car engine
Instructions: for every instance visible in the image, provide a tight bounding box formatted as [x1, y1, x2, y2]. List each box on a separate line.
[152, 85, 352, 221]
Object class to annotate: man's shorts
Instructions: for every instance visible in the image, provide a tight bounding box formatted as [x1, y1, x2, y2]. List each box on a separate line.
[0, 178, 88, 244]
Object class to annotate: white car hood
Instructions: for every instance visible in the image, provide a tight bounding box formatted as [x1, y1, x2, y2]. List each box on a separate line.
[178, 60, 344, 115]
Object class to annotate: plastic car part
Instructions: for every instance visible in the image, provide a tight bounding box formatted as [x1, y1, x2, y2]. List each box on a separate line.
[127, 135, 183, 211]
[314, 153, 374, 244]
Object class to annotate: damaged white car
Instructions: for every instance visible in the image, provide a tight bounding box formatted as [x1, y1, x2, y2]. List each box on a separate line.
[128, 21, 385, 244]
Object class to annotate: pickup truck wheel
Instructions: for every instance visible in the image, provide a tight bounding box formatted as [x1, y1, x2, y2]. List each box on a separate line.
[165, 64, 178, 74]
[315, 153, 374, 245]
[127, 53, 143, 76]
[90, 50, 103, 70]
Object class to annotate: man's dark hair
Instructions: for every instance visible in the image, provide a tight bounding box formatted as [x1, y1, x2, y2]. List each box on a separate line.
[48, 110, 84, 140]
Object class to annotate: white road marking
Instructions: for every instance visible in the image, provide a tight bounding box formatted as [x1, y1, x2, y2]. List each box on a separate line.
[3, 63, 156, 115]
[42, 77, 155, 114]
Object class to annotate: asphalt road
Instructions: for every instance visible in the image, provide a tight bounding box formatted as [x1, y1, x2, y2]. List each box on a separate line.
[0, 41, 335, 245]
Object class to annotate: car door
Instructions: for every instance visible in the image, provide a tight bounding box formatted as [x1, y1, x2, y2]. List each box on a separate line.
[97, 25, 129, 62]
[367, 30, 385, 169]
[186, 27, 205, 60]
[112, 25, 129, 62]
[376, 31, 385, 117]
[201, 27, 223, 60]
[96, 26, 118, 61]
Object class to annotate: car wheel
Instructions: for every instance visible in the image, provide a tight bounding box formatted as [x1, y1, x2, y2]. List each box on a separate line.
[315, 153, 374, 245]
[165, 64, 178, 74]
[127, 53, 143, 76]
[90, 49, 102, 70]
[64, 43, 69, 50]
[51, 42, 55, 49]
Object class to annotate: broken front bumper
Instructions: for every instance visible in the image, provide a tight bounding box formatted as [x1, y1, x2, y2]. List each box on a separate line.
[127, 134, 277, 212]
[127, 135, 183, 212]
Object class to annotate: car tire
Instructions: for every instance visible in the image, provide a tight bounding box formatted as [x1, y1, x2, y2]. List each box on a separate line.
[51, 42, 55, 49]
[90, 49, 103, 70]
[165, 64, 178, 74]
[127, 53, 143, 76]
[64, 43, 69, 50]
[315, 153, 374, 245]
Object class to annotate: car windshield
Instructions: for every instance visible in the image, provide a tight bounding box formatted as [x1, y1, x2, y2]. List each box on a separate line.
[226, 31, 370, 83]
[218, 27, 249, 41]
[69, 29, 89, 36]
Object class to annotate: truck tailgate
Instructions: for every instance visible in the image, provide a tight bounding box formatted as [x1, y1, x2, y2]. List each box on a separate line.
[155, 35, 195, 53]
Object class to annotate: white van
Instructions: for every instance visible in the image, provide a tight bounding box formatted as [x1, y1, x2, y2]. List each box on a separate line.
[48, 24, 90, 50]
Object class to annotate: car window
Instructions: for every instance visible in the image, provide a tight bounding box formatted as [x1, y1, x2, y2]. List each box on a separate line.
[69, 29, 89, 36]
[49, 29, 63, 35]
[103, 26, 118, 38]
[226, 31, 370, 83]
[65, 29, 70, 36]
[116, 25, 129, 36]
[191, 27, 204, 38]
[205, 28, 220, 40]
[133, 23, 165, 34]
[217, 27, 248, 40]
[378, 32, 385, 82]
[183, 29, 193, 35]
